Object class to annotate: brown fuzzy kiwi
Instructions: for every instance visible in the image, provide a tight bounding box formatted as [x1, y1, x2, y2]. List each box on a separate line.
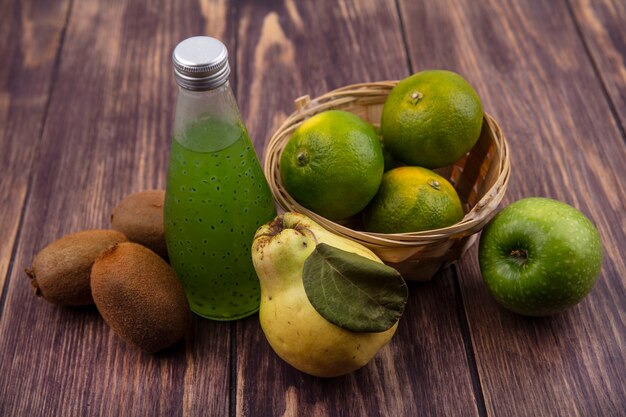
[90, 242, 191, 352]
[110, 190, 168, 258]
[25, 229, 128, 306]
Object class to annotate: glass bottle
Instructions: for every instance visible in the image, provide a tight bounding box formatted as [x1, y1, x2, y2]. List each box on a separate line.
[165, 36, 276, 320]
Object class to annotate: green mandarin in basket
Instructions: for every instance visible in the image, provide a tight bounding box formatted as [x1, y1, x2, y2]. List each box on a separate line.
[363, 166, 464, 234]
[279, 110, 384, 221]
[381, 70, 483, 169]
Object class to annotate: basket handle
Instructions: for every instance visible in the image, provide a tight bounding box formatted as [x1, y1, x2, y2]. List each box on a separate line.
[295, 95, 311, 111]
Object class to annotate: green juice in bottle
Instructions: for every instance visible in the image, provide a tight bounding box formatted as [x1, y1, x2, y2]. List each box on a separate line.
[165, 37, 276, 320]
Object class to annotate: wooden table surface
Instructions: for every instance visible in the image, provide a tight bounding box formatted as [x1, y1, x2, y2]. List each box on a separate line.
[1, 0, 625, 416]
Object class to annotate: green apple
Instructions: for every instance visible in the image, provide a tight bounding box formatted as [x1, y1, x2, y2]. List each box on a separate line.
[478, 197, 603, 316]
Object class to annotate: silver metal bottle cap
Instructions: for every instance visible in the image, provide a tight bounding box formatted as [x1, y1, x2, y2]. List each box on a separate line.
[172, 36, 231, 90]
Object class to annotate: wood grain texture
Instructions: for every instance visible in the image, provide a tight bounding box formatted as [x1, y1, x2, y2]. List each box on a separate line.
[234, 0, 409, 152]
[0, 0, 70, 302]
[234, 1, 481, 416]
[397, 0, 626, 415]
[0, 0, 234, 415]
[1, 0, 624, 416]
[569, 0, 626, 132]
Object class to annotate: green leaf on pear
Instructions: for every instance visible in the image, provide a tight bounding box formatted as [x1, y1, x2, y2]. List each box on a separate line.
[302, 243, 408, 332]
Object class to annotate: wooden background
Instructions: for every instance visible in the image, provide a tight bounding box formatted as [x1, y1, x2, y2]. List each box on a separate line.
[1, 0, 624, 415]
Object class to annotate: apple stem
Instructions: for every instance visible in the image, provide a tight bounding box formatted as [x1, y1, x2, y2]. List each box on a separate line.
[510, 249, 529, 266]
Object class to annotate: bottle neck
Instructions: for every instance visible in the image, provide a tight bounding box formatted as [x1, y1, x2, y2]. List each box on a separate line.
[172, 81, 245, 152]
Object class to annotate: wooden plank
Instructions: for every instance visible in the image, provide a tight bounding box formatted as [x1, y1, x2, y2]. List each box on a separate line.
[397, 0, 626, 415]
[0, 0, 70, 302]
[569, 0, 626, 131]
[234, 1, 481, 416]
[0, 0, 235, 415]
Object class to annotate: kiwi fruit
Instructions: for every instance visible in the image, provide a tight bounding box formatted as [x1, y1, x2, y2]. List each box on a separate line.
[110, 190, 168, 258]
[25, 229, 128, 306]
[90, 242, 191, 352]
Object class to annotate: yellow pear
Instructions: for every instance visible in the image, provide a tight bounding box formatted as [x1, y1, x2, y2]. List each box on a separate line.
[252, 212, 398, 377]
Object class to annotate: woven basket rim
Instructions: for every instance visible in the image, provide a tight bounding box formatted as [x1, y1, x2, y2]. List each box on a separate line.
[263, 80, 511, 248]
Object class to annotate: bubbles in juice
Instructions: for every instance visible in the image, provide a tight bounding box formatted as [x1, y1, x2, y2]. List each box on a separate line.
[164, 119, 276, 320]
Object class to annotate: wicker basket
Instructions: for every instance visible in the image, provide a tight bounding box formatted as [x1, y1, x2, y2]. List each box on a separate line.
[264, 81, 510, 280]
